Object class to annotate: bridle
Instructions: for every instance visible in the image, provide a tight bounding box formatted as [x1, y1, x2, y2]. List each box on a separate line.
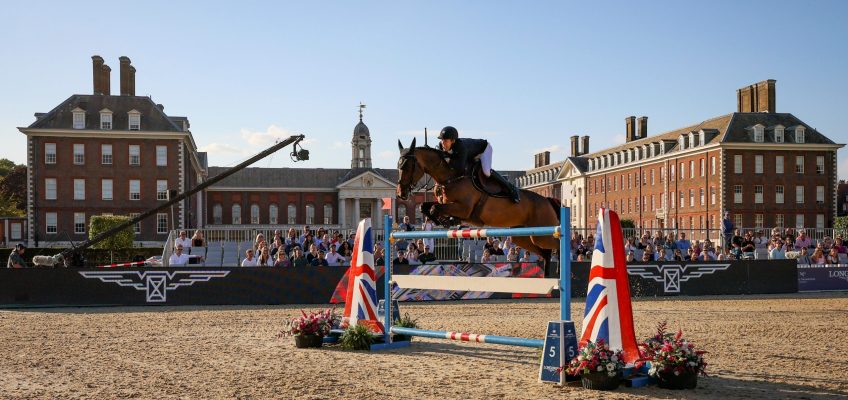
[398, 151, 436, 194]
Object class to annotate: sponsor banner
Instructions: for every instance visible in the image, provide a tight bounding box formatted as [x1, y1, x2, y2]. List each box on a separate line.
[797, 265, 848, 292]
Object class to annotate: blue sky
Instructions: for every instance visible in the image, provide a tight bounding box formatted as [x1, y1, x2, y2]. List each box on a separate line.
[2, 1, 847, 176]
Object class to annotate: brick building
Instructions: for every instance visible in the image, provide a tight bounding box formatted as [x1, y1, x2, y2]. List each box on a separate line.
[20, 56, 207, 245]
[838, 180, 848, 217]
[523, 80, 843, 238]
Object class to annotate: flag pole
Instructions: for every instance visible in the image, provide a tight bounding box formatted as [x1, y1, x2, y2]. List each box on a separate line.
[384, 212, 392, 342]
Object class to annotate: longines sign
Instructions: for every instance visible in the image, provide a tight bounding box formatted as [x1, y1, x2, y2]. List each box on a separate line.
[627, 263, 732, 293]
[79, 270, 230, 302]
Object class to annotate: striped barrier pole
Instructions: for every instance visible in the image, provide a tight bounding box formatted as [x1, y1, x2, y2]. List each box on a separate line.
[391, 226, 558, 240]
[96, 261, 147, 268]
[390, 327, 544, 348]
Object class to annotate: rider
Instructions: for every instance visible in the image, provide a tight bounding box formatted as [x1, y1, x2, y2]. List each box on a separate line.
[437, 126, 520, 203]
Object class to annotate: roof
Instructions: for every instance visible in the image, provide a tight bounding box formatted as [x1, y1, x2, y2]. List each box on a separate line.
[723, 113, 834, 144]
[353, 121, 370, 137]
[28, 94, 185, 132]
[566, 157, 588, 173]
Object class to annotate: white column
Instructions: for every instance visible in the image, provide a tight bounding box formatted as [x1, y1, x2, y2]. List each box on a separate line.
[353, 198, 360, 226]
[338, 198, 346, 229]
[375, 198, 383, 230]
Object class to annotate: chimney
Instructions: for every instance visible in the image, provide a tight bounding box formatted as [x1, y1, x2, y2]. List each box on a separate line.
[625, 116, 637, 142]
[129, 65, 136, 96]
[637, 116, 648, 138]
[541, 151, 550, 166]
[737, 79, 776, 113]
[101, 64, 111, 95]
[92, 55, 104, 94]
[570, 135, 579, 157]
[119, 56, 132, 96]
[580, 136, 590, 156]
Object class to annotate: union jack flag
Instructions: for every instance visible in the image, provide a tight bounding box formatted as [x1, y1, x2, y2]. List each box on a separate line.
[580, 208, 639, 363]
[342, 218, 384, 333]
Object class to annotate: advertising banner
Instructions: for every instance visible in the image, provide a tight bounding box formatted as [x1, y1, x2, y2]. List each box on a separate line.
[797, 265, 848, 292]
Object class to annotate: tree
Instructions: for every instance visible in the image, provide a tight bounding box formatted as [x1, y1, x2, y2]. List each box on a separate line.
[835, 216, 848, 239]
[0, 158, 16, 177]
[89, 215, 134, 250]
[0, 163, 26, 216]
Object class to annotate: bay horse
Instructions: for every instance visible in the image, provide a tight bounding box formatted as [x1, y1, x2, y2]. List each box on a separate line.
[396, 138, 561, 269]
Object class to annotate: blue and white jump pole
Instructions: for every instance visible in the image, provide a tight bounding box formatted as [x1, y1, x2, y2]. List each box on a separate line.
[381, 207, 571, 348]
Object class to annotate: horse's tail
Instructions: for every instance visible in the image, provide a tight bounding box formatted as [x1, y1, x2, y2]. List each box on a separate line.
[546, 197, 561, 222]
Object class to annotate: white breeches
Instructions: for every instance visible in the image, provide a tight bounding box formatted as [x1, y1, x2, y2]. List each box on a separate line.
[475, 143, 493, 176]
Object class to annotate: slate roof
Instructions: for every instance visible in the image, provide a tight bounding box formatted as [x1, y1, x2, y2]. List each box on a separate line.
[28, 94, 185, 132]
[723, 113, 834, 144]
[566, 157, 588, 173]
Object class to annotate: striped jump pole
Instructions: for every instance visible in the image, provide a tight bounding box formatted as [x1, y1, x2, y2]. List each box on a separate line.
[390, 327, 544, 348]
[391, 226, 559, 240]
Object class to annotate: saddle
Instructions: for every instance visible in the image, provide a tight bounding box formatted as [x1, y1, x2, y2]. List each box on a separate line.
[470, 162, 514, 199]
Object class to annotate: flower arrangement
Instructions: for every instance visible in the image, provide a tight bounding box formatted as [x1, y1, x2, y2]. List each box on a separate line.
[563, 339, 627, 377]
[636, 321, 708, 378]
[281, 308, 339, 337]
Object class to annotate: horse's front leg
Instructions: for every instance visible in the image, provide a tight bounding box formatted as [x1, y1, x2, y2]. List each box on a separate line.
[430, 201, 473, 222]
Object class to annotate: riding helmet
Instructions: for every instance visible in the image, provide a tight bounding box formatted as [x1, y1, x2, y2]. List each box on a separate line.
[438, 126, 459, 140]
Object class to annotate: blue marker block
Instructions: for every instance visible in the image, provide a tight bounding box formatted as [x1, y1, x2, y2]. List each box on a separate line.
[538, 321, 578, 385]
[377, 299, 401, 325]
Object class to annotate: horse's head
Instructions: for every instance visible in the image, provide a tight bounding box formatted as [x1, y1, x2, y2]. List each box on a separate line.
[396, 138, 423, 200]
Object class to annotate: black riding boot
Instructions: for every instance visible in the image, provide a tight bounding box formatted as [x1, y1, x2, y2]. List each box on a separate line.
[490, 170, 520, 203]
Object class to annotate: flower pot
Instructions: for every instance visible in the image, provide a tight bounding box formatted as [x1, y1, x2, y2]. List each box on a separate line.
[294, 334, 324, 348]
[581, 372, 621, 391]
[657, 370, 698, 390]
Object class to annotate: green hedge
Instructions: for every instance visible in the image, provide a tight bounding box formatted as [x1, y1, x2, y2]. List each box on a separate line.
[1, 247, 163, 267]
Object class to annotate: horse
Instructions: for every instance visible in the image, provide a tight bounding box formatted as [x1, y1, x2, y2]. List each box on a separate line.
[396, 138, 561, 270]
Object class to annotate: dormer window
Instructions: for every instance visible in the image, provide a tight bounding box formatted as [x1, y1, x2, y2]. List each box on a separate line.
[688, 133, 696, 148]
[795, 126, 805, 143]
[72, 108, 85, 129]
[100, 109, 112, 130]
[753, 125, 764, 142]
[699, 132, 706, 146]
[679, 136, 686, 150]
[128, 110, 141, 131]
[774, 125, 784, 143]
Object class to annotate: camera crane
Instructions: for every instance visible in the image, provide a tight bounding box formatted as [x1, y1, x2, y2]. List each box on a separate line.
[35, 134, 309, 267]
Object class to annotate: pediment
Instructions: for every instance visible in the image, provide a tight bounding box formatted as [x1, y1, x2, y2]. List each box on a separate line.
[336, 170, 395, 189]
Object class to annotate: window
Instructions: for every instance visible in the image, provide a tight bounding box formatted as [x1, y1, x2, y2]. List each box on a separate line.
[700, 188, 705, 205]
[306, 204, 315, 224]
[129, 213, 141, 235]
[775, 214, 784, 228]
[776, 156, 784, 174]
[251, 204, 260, 224]
[157, 213, 168, 233]
[776, 186, 784, 204]
[817, 214, 825, 230]
[753, 126, 764, 142]
[680, 163, 685, 180]
[710, 187, 716, 205]
[734, 155, 742, 173]
[156, 180, 168, 200]
[689, 161, 694, 178]
[73, 144, 85, 165]
[129, 111, 141, 131]
[102, 179, 113, 200]
[650, 196, 654, 211]
[755, 214, 764, 229]
[796, 156, 805, 173]
[398, 204, 407, 220]
[754, 185, 763, 203]
[129, 180, 140, 200]
[679, 191, 685, 208]
[628, 174, 632, 189]
[689, 190, 694, 208]
[816, 186, 824, 204]
[213, 204, 222, 224]
[650, 170, 654, 186]
[74, 179, 85, 200]
[46, 212, 58, 234]
[711, 156, 716, 175]
[129, 145, 140, 166]
[796, 186, 804, 204]
[734, 185, 742, 204]
[74, 213, 86, 234]
[270, 205, 279, 224]
[287, 204, 296, 224]
[754, 155, 763, 174]
[101, 144, 113, 164]
[700, 159, 705, 177]
[795, 126, 805, 143]
[232, 204, 242, 224]
[45, 143, 56, 164]
[100, 111, 112, 130]
[816, 156, 825, 174]
[156, 146, 167, 166]
[628, 198, 632, 213]
[45, 178, 57, 200]
[774, 126, 784, 143]
[734, 214, 743, 229]
[796, 214, 804, 229]
[73, 110, 85, 129]
[323, 204, 333, 224]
